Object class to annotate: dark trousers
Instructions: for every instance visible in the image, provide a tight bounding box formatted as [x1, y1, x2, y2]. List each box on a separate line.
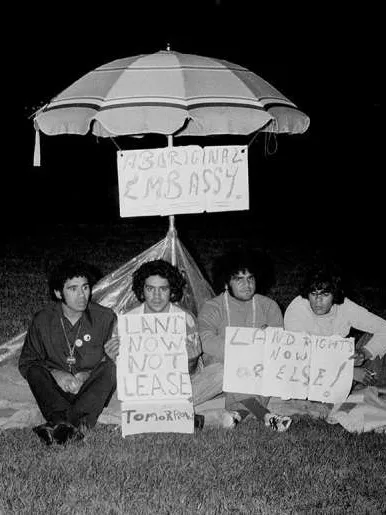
[225, 392, 270, 421]
[26, 360, 116, 428]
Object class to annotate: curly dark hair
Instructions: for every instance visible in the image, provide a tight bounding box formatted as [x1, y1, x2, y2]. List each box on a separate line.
[212, 249, 274, 295]
[132, 259, 186, 303]
[48, 259, 98, 301]
[299, 263, 345, 305]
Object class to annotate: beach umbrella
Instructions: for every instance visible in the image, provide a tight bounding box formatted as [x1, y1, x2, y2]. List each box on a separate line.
[33, 47, 309, 165]
[32, 47, 309, 315]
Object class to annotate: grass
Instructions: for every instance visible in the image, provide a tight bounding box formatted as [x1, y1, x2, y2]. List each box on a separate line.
[1, 419, 385, 514]
[1, 218, 386, 514]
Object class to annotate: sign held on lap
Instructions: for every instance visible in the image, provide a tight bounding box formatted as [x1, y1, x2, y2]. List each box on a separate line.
[223, 327, 354, 403]
[117, 312, 194, 435]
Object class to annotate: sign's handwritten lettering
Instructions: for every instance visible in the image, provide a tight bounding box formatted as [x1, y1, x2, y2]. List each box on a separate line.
[117, 145, 249, 217]
[117, 313, 194, 435]
[224, 327, 354, 403]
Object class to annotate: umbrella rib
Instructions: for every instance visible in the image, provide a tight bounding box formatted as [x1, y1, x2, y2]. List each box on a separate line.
[43, 101, 269, 112]
[44, 95, 295, 110]
[98, 64, 249, 73]
[48, 95, 267, 104]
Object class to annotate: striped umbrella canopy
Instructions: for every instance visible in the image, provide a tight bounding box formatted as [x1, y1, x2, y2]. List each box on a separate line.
[33, 49, 310, 143]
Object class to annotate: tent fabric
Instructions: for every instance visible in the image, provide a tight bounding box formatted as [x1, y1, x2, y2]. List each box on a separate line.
[267, 388, 386, 433]
[326, 387, 386, 433]
[92, 229, 214, 317]
[34, 50, 310, 139]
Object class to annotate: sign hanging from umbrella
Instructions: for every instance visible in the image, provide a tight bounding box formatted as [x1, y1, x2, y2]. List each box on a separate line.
[33, 47, 310, 165]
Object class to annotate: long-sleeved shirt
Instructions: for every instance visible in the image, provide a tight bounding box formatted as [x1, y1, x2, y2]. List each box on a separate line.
[198, 292, 283, 365]
[19, 302, 117, 378]
[284, 296, 386, 359]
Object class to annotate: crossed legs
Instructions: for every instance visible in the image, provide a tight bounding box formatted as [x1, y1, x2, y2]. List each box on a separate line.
[26, 360, 116, 429]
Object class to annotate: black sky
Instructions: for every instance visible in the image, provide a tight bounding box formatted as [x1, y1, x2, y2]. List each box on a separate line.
[4, 2, 383, 244]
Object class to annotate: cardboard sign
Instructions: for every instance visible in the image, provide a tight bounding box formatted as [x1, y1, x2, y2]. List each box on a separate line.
[223, 327, 354, 403]
[121, 401, 194, 435]
[117, 145, 249, 217]
[117, 312, 194, 435]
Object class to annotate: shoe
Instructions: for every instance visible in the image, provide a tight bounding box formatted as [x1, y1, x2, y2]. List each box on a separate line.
[52, 422, 78, 444]
[194, 414, 205, 430]
[264, 413, 292, 432]
[33, 424, 54, 445]
[222, 410, 242, 429]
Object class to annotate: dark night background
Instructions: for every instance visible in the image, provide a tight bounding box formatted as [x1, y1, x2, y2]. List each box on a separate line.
[3, 2, 383, 253]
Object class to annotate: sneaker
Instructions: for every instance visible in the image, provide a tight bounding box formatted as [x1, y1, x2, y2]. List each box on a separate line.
[222, 410, 242, 429]
[264, 413, 292, 432]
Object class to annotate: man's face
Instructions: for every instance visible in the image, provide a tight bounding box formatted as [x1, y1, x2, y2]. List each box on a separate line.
[308, 290, 334, 315]
[55, 276, 91, 314]
[143, 275, 171, 313]
[228, 270, 256, 301]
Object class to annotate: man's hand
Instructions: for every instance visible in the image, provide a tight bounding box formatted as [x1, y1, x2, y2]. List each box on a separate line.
[74, 371, 91, 387]
[353, 367, 376, 386]
[51, 370, 82, 394]
[350, 347, 373, 366]
[104, 336, 121, 362]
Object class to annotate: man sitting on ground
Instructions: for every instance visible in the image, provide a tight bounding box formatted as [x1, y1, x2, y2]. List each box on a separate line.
[284, 262, 386, 388]
[104, 259, 237, 428]
[19, 259, 117, 445]
[198, 250, 292, 432]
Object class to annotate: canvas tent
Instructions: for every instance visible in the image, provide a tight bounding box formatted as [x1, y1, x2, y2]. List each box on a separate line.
[92, 220, 214, 316]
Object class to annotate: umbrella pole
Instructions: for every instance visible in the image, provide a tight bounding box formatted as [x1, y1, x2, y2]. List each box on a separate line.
[168, 215, 177, 266]
[167, 135, 177, 266]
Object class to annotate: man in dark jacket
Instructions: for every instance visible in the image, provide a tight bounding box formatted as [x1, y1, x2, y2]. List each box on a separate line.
[19, 259, 117, 445]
